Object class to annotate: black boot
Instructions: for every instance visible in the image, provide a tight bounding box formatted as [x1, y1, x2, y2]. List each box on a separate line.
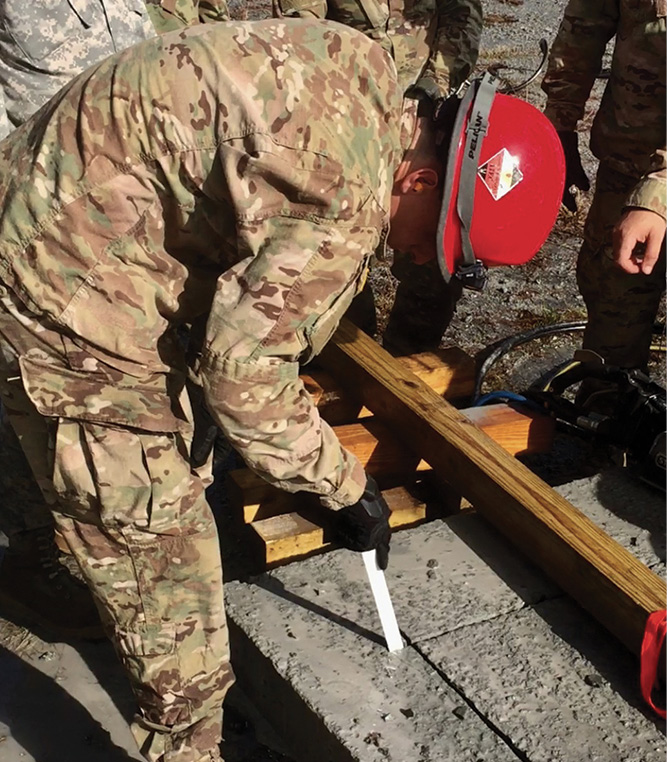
[0, 526, 104, 640]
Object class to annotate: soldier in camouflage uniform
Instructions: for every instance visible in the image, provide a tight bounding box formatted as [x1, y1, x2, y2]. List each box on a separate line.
[0, 1, 229, 140]
[0, 0, 228, 639]
[273, 0, 483, 354]
[542, 0, 666, 389]
[0, 18, 446, 761]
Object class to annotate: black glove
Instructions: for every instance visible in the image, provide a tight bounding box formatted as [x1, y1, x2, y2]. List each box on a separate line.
[333, 475, 391, 570]
[187, 378, 219, 468]
[558, 131, 590, 212]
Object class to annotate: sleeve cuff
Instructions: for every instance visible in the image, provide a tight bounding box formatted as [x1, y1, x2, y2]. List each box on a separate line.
[318, 456, 366, 510]
[626, 176, 667, 219]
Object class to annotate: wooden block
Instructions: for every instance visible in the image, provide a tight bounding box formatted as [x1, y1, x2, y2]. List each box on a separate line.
[461, 403, 555, 457]
[301, 347, 474, 425]
[251, 484, 433, 567]
[252, 512, 327, 567]
[230, 404, 553, 522]
[319, 319, 666, 657]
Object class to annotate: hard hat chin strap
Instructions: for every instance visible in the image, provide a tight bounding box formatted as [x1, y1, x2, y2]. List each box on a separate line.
[436, 72, 499, 291]
[456, 72, 498, 290]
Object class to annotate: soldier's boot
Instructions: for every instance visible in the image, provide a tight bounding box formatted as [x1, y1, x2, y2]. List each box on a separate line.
[0, 526, 105, 640]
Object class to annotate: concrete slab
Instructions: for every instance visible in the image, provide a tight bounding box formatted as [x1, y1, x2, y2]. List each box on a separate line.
[238, 514, 560, 645]
[226, 574, 520, 762]
[417, 597, 666, 762]
[224, 515, 564, 762]
[553, 468, 665, 573]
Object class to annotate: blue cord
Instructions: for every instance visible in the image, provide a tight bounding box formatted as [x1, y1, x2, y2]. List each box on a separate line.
[474, 391, 529, 407]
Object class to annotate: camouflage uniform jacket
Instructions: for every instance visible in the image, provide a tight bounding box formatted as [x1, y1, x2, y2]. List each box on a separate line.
[0, 19, 410, 509]
[273, 0, 482, 96]
[542, 0, 666, 218]
[0, 1, 229, 140]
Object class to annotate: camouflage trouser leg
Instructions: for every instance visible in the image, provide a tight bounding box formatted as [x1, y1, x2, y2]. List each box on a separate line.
[52, 422, 232, 762]
[0, 293, 232, 762]
[577, 163, 666, 370]
[383, 253, 462, 356]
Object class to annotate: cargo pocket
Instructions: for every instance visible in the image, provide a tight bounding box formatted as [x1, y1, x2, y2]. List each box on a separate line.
[50, 418, 155, 528]
[115, 622, 184, 728]
[50, 418, 194, 537]
[117, 623, 177, 657]
[1, 0, 97, 62]
[302, 260, 370, 363]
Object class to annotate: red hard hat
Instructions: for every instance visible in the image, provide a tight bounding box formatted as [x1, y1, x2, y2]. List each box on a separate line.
[436, 73, 566, 290]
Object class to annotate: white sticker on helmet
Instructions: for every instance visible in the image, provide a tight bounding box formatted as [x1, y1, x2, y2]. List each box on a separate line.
[477, 148, 523, 200]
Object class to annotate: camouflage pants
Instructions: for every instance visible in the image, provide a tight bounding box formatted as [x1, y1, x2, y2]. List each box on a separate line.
[384, 253, 462, 355]
[0, 288, 232, 762]
[577, 163, 666, 369]
[346, 253, 462, 355]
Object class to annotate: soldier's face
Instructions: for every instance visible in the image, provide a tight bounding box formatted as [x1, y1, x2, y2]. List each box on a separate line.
[388, 167, 442, 264]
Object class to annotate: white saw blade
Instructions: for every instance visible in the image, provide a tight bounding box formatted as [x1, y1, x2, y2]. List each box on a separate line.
[361, 550, 403, 652]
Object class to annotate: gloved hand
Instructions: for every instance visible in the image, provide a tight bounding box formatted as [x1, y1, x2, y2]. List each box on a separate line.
[558, 131, 590, 212]
[333, 475, 391, 570]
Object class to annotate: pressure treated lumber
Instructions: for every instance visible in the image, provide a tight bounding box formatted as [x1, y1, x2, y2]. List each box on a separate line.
[302, 347, 474, 425]
[251, 485, 431, 567]
[319, 319, 666, 657]
[230, 405, 554, 523]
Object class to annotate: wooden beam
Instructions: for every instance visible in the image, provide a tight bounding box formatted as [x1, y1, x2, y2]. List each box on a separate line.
[301, 347, 474, 425]
[251, 484, 433, 567]
[319, 319, 665, 657]
[230, 405, 553, 523]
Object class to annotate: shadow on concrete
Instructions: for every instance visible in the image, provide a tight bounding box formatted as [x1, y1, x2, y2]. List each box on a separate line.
[74, 637, 137, 724]
[252, 574, 385, 648]
[528, 597, 666, 729]
[0, 644, 137, 761]
[594, 467, 666, 562]
[519, 430, 611, 488]
[442, 514, 663, 722]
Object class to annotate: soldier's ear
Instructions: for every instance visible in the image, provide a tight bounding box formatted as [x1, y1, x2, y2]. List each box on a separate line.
[401, 168, 439, 195]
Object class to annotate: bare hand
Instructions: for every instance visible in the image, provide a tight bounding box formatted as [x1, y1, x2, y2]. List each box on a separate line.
[613, 208, 666, 275]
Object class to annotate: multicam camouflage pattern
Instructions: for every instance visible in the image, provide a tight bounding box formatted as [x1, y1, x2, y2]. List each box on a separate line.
[0, 1, 225, 552]
[0, 286, 230, 762]
[0, 22, 409, 758]
[272, 0, 482, 96]
[577, 164, 665, 369]
[145, 0, 230, 33]
[0, 0, 155, 139]
[0, 18, 406, 508]
[542, 0, 666, 216]
[271, 0, 480, 353]
[543, 0, 666, 369]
